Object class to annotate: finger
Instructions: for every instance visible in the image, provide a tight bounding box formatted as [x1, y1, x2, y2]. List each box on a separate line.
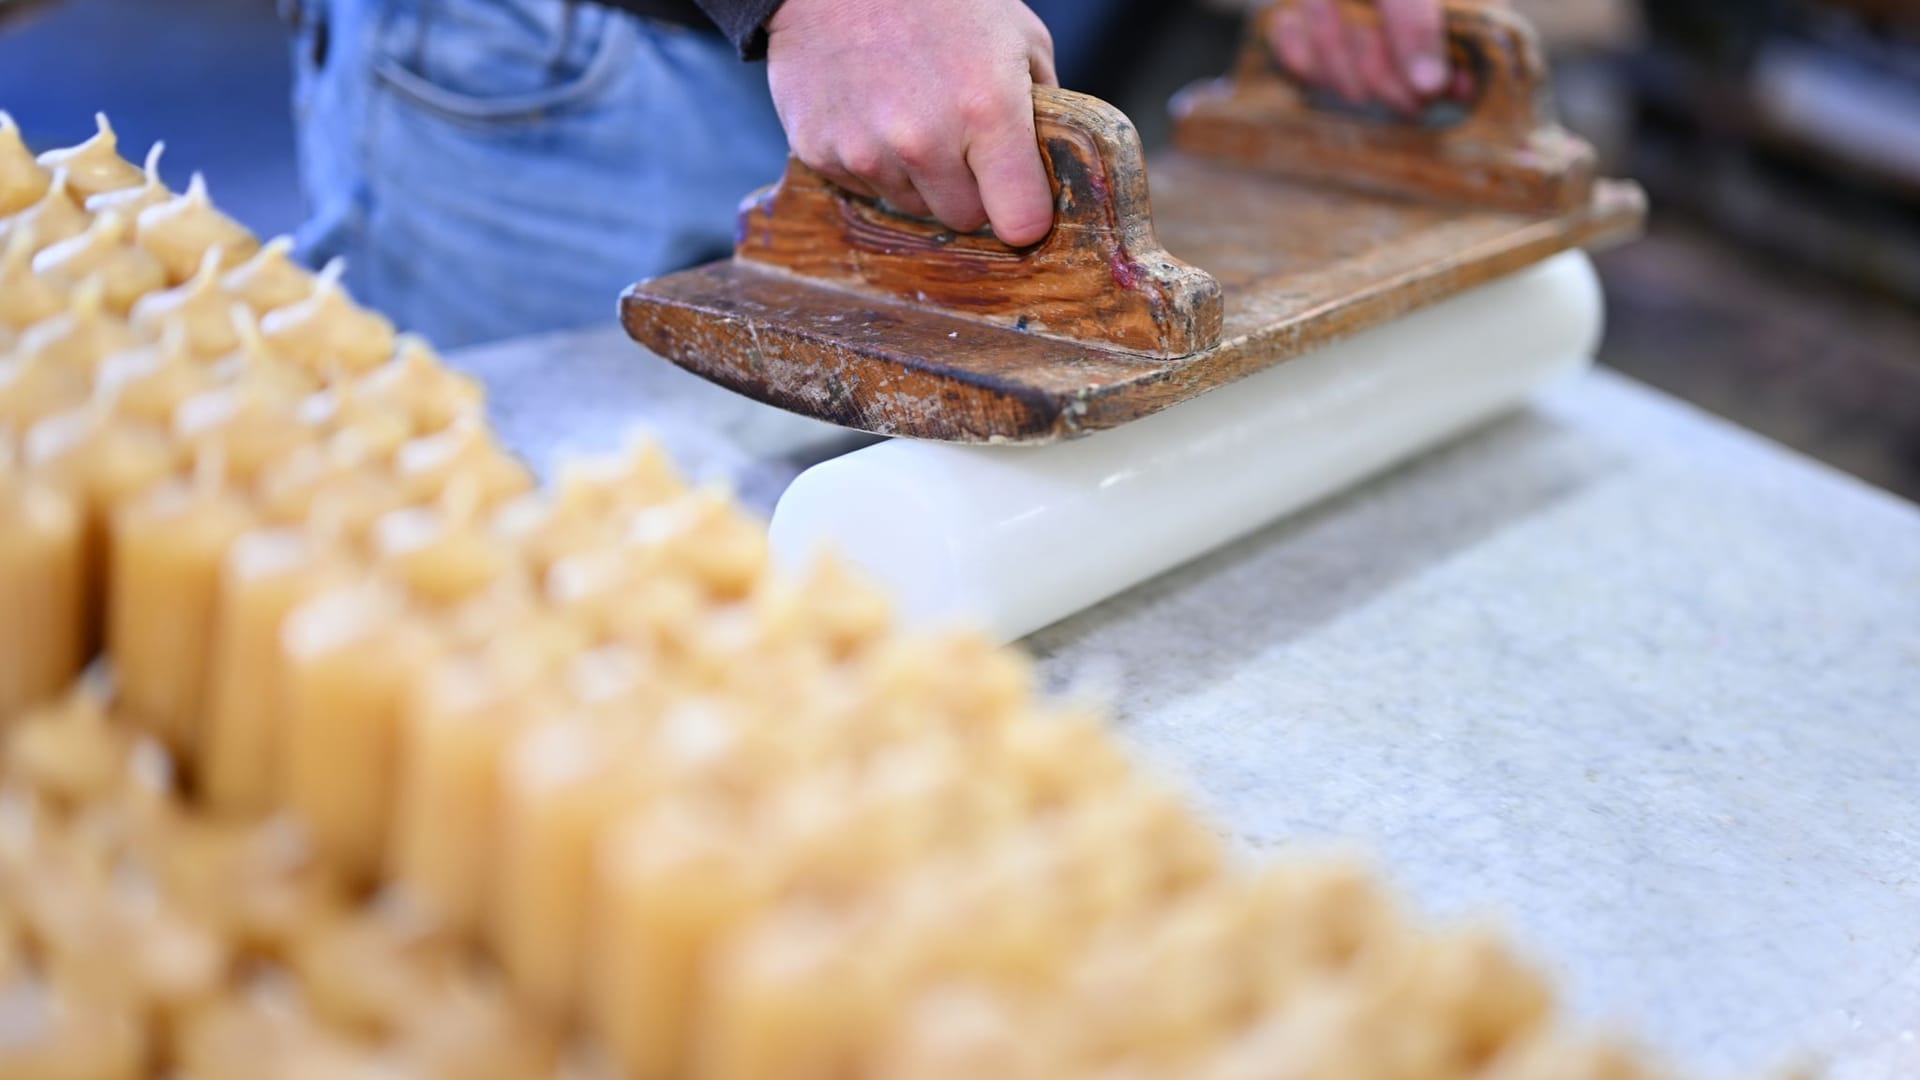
[896, 133, 989, 233]
[1268, 6, 1318, 84]
[836, 140, 929, 217]
[1025, 15, 1060, 88]
[799, 149, 880, 201]
[1352, 22, 1419, 113]
[1380, 0, 1448, 96]
[1305, 0, 1364, 103]
[965, 100, 1053, 247]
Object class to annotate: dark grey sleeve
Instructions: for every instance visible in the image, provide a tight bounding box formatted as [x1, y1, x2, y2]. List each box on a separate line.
[693, 0, 786, 59]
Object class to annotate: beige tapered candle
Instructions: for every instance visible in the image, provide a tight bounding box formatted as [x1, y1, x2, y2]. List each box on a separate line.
[0, 351, 90, 431]
[0, 466, 84, 717]
[94, 325, 216, 428]
[0, 110, 52, 215]
[129, 246, 244, 359]
[279, 581, 437, 886]
[340, 335, 483, 436]
[488, 715, 657, 1022]
[84, 140, 169, 219]
[199, 527, 355, 816]
[35, 113, 145, 203]
[585, 799, 771, 1079]
[220, 235, 315, 315]
[174, 379, 316, 490]
[135, 171, 259, 283]
[395, 416, 533, 510]
[26, 404, 181, 651]
[0, 173, 90, 254]
[686, 908, 862, 1080]
[371, 482, 516, 611]
[11, 274, 140, 379]
[259, 258, 395, 377]
[255, 442, 411, 552]
[0, 991, 146, 1080]
[0, 228, 66, 332]
[108, 453, 258, 759]
[625, 485, 770, 602]
[32, 210, 167, 316]
[389, 637, 587, 937]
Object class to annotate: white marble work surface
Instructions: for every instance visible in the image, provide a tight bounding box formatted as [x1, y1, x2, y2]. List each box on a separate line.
[454, 325, 1920, 1080]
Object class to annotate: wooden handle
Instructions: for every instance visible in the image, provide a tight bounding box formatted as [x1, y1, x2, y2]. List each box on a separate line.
[733, 86, 1224, 360]
[1171, 0, 1597, 213]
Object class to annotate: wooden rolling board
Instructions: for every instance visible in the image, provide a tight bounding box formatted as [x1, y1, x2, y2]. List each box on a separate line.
[625, 163, 1641, 444]
[623, 0, 1648, 445]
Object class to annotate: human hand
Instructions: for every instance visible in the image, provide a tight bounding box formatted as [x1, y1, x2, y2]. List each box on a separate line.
[765, 0, 1059, 246]
[1267, 0, 1474, 114]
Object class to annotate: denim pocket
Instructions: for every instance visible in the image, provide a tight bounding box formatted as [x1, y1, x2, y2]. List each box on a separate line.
[371, 0, 634, 126]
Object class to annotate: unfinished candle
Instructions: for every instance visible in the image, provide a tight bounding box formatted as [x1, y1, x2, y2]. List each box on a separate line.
[0, 469, 84, 717]
[108, 460, 258, 758]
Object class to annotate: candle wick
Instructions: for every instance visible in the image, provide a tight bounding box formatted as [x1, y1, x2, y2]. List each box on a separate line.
[141, 140, 166, 183]
[194, 245, 224, 287]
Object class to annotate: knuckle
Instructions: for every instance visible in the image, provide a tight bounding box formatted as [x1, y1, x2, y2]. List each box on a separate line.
[837, 139, 887, 180]
[956, 87, 1023, 132]
[887, 125, 941, 170]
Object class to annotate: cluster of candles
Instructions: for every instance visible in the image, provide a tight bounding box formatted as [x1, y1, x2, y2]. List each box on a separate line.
[0, 112, 1676, 1079]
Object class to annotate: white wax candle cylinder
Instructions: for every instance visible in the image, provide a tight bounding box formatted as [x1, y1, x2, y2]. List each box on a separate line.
[769, 252, 1604, 642]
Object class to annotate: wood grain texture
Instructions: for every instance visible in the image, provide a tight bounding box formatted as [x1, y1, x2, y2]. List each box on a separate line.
[620, 0, 1648, 444]
[736, 86, 1223, 359]
[623, 166, 1645, 443]
[1172, 0, 1598, 214]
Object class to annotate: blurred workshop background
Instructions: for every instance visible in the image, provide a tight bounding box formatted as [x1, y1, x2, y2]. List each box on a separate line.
[2, 0, 1916, 500]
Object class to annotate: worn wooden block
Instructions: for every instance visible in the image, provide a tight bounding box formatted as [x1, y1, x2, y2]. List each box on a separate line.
[623, 1, 1646, 445]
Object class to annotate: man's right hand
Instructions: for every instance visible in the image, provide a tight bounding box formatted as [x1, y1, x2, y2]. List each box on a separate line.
[764, 0, 1060, 247]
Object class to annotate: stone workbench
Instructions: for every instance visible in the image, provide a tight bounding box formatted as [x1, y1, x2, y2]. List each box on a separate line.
[454, 323, 1920, 1080]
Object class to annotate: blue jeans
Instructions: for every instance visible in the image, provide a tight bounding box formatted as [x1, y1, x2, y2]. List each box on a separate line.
[291, 0, 1118, 348]
[291, 0, 792, 347]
